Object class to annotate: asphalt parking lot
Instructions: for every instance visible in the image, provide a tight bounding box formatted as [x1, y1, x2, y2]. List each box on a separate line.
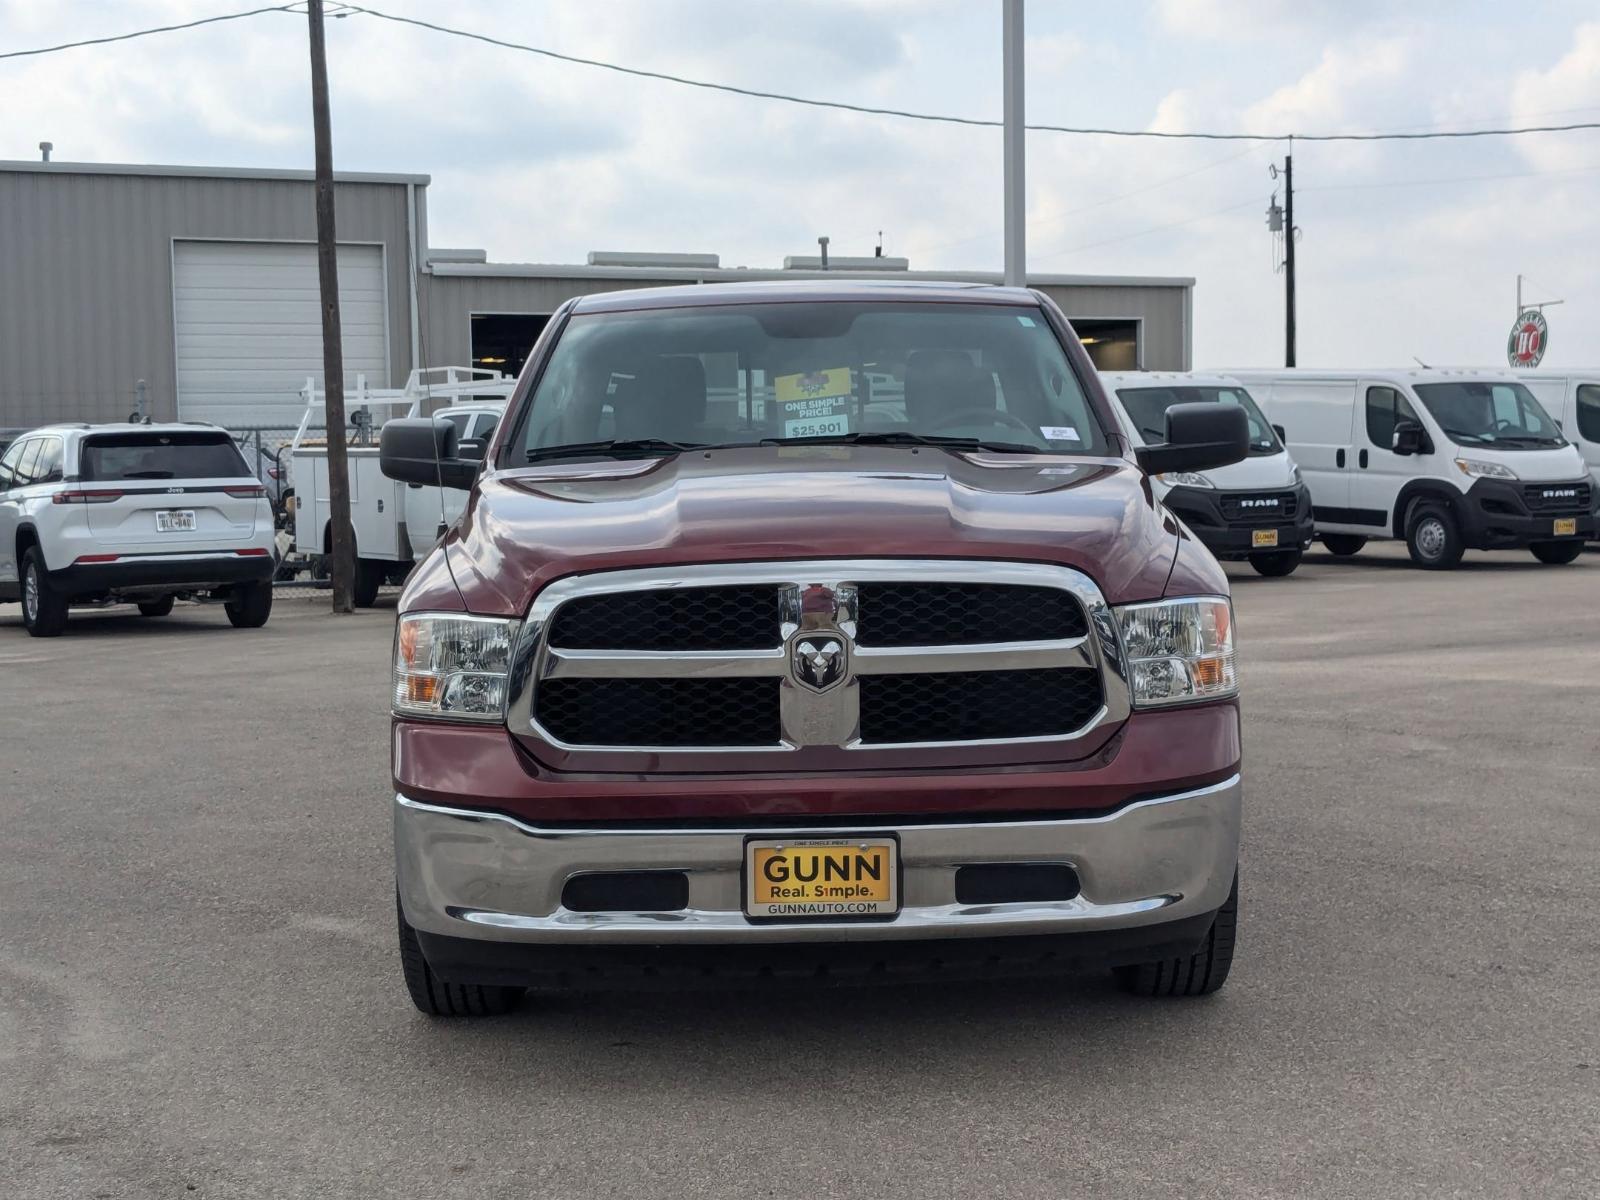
[3, 544, 1597, 1199]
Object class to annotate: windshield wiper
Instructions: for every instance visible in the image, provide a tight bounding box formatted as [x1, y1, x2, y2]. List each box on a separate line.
[525, 438, 712, 463]
[760, 431, 1048, 454]
[1493, 434, 1564, 445]
[122, 470, 176, 478]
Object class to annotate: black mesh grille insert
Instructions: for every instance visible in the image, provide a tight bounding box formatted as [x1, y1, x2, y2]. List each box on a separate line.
[858, 669, 1103, 744]
[1522, 482, 1592, 513]
[535, 677, 781, 747]
[855, 583, 1086, 646]
[548, 586, 781, 650]
[1218, 491, 1298, 523]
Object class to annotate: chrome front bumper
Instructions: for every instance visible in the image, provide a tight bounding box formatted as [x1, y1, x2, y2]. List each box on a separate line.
[395, 775, 1240, 945]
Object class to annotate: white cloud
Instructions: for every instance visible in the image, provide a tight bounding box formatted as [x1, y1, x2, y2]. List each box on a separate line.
[1510, 21, 1600, 169]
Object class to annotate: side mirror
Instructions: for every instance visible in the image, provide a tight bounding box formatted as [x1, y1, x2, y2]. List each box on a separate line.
[1272, 423, 1287, 443]
[1391, 420, 1424, 456]
[1133, 403, 1250, 476]
[455, 437, 487, 462]
[379, 418, 480, 490]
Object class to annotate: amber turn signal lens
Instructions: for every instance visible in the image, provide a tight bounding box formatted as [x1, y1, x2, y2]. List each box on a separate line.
[403, 675, 439, 705]
[1192, 656, 1228, 688]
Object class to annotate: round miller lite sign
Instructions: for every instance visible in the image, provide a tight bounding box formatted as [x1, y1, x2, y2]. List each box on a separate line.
[1507, 309, 1549, 368]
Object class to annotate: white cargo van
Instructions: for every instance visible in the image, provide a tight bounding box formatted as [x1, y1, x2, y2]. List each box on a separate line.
[1513, 371, 1600, 493]
[1226, 368, 1593, 568]
[1100, 372, 1313, 576]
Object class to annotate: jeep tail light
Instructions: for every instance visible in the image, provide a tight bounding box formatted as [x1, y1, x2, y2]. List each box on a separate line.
[226, 484, 268, 498]
[52, 489, 123, 504]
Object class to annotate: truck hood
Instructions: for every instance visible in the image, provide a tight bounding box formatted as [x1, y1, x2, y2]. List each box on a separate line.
[427, 446, 1189, 616]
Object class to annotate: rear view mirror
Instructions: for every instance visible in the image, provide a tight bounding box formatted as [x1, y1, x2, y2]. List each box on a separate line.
[455, 438, 487, 462]
[1133, 403, 1250, 476]
[1392, 420, 1425, 456]
[379, 418, 479, 490]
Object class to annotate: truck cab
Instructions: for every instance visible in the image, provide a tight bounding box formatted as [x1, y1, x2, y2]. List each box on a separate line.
[378, 280, 1251, 1016]
[1100, 371, 1313, 576]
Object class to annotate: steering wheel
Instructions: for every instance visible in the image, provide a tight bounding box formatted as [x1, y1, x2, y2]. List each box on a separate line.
[932, 407, 1037, 436]
[1492, 419, 1517, 434]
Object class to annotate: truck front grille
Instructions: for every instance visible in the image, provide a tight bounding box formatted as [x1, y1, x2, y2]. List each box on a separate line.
[1522, 481, 1591, 514]
[519, 561, 1127, 763]
[1219, 491, 1298, 523]
[858, 669, 1103, 745]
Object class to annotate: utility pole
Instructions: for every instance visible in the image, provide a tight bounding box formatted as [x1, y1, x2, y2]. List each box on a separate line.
[307, 0, 354, 613]
[1283, 148, 1296, 367]
[1002, 0, 1025, 287]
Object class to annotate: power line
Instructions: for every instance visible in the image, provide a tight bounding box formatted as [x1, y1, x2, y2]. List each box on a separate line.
[1298, 163, 1600, 192]
[1034, 196, 1264, 262]
[7, 1, 1600, 146]
[333, 4, 1600, 144]
[0, 4, 296, 60]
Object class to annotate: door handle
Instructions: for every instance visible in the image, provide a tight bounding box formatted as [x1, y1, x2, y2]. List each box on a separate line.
[1359, 449, 1369, 469]
[1336, 449, 1346, 468]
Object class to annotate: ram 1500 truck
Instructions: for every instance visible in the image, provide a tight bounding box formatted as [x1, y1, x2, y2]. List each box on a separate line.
[380, 280, 1249, 1017]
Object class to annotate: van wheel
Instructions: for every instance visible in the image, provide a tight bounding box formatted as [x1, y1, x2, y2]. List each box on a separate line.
[1405, 503, 1464, 569]
[1248, 550, 1301, 577]
[225, 581, 273, 628]
[137, 596, 175, 617]
[353, 557, 384, 608]
[397, 895, 523, 1018]
[20, 547, 69, 637]
[1115, 872, 1238, 998]
[1320, 534, 1367, 557]
[1530, 541, 1584, 565]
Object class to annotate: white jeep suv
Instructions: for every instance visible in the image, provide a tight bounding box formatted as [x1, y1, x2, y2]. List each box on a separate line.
[0, 423, 277, 637]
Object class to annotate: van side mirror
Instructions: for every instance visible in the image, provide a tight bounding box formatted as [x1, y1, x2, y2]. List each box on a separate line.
[379, 418, 479, 490]
[1272, 423, 1287, 443]
[1391, 420, 1425, 456]
[1133, 403, 1250, 475]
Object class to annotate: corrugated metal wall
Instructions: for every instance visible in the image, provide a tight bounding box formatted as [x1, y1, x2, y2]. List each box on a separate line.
[421, 274, 1191, 374]
[0, 169, 416, 427]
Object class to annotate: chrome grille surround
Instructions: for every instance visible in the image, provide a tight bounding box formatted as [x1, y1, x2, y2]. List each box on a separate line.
[506, 560, 1131, 768]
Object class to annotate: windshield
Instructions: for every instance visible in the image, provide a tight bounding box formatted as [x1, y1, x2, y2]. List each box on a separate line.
[507, 302, 1111, 463]
[80, 432, 251, 481]
[1115, 385, 1280, 456]
[1412, 381, 1565, 448]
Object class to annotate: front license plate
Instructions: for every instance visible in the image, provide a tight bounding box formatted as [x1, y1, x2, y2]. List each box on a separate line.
[1554, 517, 1577, 536]
[1251, 528, 1279, 548]
[745, 837, 898, 919]
[156, 509, 196, 532]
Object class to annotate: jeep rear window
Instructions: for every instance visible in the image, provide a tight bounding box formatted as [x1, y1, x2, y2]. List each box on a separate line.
[80, 432, 251, 481]
[507, 302, 1110, 461]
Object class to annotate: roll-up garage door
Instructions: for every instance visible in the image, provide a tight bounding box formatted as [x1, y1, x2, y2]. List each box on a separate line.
[173, 240, 389, 427]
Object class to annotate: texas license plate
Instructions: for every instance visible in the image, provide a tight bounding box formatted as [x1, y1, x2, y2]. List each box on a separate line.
[1251, 529, 1279, 548]
[1554, 517, 1577, 536]
[744, 837, 898, 919]
[156, 510, 196, 532]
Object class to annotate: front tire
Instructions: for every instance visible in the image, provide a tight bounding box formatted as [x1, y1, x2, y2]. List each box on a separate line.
[137, 596, 175, 617]
[1405, 502, 1464, 570]
[397, 895, 523, 1017]
[20, 547, 69, 637]
[1320, 534, 1367, 557]
[1115, 873, 1238, 998]
[224, 580, 273, 628]
[1530, 541, 1584, 565]
[1248, 549, 1302, 577]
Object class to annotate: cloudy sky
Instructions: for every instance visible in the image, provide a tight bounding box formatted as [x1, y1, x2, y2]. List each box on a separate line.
[3, 0, 1598, 366]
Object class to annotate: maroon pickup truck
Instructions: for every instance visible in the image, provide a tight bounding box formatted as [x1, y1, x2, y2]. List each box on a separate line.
[380, 280, 1248, 1016]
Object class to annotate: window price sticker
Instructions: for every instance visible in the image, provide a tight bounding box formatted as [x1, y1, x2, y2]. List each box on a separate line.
[775, 367, 854, 438]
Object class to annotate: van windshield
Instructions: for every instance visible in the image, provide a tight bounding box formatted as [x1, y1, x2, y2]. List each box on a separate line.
[508, 302, 1111, 463]
[1412, 382, 1565, 449]
[1115, 385, 1281, 456]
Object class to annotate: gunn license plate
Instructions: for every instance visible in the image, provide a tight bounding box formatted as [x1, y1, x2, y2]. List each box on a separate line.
[1554, 517, 1577, 536]
[1251, 529, 1279, 548]
[745, 837, 898, 919]
[156, 509, 197, 532]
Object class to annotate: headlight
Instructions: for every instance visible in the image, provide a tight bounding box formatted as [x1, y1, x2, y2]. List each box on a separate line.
[394, 613, 519, 722]
[1159, 470, 1214, 488]
[1454, 458, 1517, 481]
[1290, 463, 1303, 485]
[1114, 596, 1236, 708]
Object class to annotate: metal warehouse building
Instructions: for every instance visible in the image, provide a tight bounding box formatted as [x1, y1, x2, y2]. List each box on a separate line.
[0, 160, 1195, 429]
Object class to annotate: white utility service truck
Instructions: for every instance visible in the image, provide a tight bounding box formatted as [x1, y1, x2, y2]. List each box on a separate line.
[289, 367, 512, 605]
